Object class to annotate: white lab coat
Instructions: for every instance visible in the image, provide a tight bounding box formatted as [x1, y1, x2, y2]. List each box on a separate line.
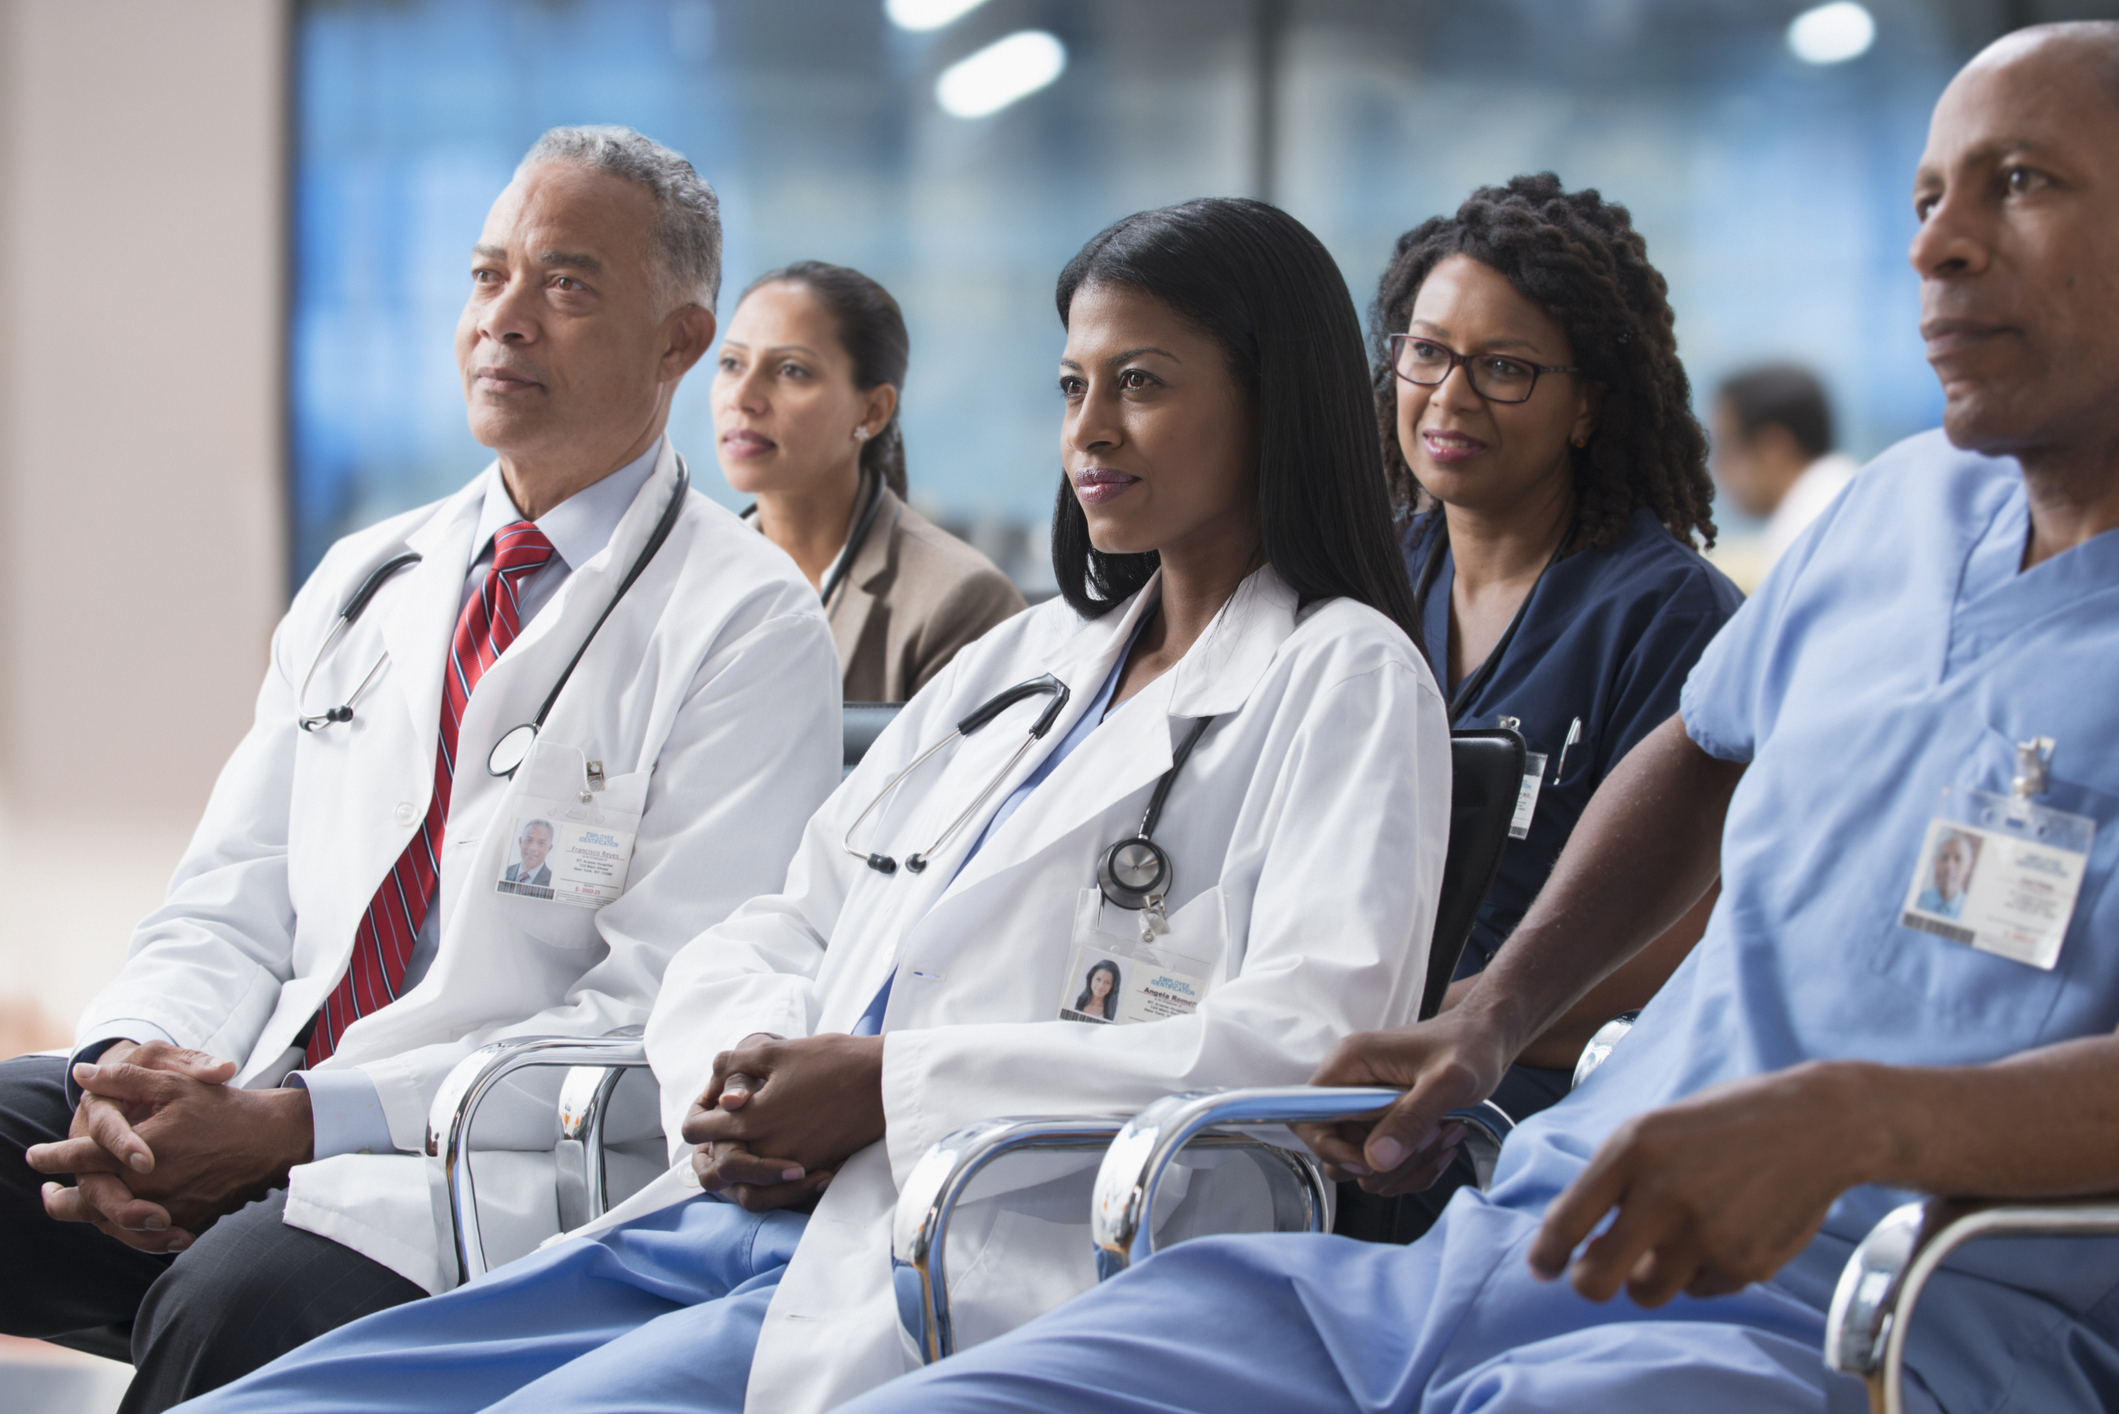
[610, 565, 1449, 1413]
[74, 443, 843, 1293]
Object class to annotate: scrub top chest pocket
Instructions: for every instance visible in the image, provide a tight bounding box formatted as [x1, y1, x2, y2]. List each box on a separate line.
[491, 740, 646, 943]
[1899, 739, 2096, 971]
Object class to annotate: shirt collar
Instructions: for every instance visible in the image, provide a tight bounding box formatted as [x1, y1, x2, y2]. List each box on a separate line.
[471, 436, 665, 572]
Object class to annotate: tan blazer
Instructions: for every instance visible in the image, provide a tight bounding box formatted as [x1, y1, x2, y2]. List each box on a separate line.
[830, 485, 1025, 701]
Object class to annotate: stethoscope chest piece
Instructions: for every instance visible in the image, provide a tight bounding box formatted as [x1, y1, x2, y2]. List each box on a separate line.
[488, 722, 539, 779]
[1097, 836, 1170, 911]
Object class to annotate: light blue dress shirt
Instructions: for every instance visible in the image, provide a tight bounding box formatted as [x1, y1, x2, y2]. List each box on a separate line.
[75, 440, 664, 1162]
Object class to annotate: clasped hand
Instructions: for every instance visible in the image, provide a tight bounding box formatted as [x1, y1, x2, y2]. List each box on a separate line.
[680, 1032, 887, 1212]
[1292, 1016, 1861, 1308]
[25, 1040, 313, 1253]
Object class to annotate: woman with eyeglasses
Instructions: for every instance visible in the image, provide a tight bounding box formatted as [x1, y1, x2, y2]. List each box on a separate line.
[717, 261, 1024, 701]
[171, 198, 1450, 1414]
[1333, 174, 1744, 1240]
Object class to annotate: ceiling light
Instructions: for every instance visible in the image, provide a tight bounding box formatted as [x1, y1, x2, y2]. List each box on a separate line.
[935, 31, 1067, 119]
[1787, 2, 1875, 65]
[886, 0, 992, 32]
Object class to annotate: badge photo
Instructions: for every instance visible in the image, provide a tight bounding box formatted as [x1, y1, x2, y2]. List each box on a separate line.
[1059, 888, 1217, 1025]
[495, 810, 638, 909]
[1899, 776, 2095, 971]
[497, 816, 559, 900]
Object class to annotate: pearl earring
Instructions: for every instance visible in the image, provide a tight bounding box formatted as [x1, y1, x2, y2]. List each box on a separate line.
[854, 427, 869, 441]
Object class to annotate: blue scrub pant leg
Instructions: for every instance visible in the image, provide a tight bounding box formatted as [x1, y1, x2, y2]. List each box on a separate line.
[841, 1194, 1888, 1414]
[170, 1195, 805, 1414]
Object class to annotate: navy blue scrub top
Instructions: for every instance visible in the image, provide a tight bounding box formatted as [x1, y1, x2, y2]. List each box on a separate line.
[1408, 505, 1744, 977]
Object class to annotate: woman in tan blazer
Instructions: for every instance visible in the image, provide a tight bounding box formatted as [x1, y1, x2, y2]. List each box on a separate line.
[714, 262, 1024, 701]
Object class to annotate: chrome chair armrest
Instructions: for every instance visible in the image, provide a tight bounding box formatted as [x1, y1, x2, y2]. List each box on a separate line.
[890, 1110, 1337, 1364]
[425, 1030, 650, 1285]
[1825, 1193, 2119, 1414]
[1090, 1086, 1514, 1281]
[893, 1116, 1123, 1365]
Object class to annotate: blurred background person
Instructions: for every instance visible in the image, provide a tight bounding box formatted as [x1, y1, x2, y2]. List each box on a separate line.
[1362, 173, 1741, 1241]
[1709, 362, 1857, 587]
[716, 262, 1023, 701]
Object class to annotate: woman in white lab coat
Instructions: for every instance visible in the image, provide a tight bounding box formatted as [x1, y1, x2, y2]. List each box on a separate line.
[175, 198, 1451, 1414]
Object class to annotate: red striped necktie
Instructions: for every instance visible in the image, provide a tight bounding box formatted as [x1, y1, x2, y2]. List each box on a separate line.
[306, 521, 557, 1065]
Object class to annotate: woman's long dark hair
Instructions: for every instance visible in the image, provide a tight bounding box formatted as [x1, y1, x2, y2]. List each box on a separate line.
[1051, 199, 1419, 641]
[742, 260, 910, 498]
[1075, 959, 1122, 1020]
[1372, 174, 1715, 552]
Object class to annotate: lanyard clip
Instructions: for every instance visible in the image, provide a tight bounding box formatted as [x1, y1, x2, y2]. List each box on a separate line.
[2012, 737, 2056, 800]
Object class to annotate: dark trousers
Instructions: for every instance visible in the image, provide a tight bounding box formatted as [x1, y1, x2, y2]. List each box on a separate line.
[0, 1053, 425, 1412]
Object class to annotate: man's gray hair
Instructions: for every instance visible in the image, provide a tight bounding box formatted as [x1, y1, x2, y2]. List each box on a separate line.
[519, 125, 722, 310]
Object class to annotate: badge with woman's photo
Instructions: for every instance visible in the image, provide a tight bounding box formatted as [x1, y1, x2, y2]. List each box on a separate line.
[1059, 890, 1215, 1024]
[1899, 784, 2093, 970]
[496, 811, 637, 908]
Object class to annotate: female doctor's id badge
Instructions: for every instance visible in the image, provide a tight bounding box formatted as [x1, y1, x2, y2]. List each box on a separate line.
[1060, 889, 1214, 1025]
[1899, 770, 2094, 971]
[496, 808, 637, 908]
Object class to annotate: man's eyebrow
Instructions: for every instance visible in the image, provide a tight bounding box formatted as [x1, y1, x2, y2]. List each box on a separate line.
[536, 250, 603, 273]
[472, 243, 605, 273]
[1927, 135, 2072, 177]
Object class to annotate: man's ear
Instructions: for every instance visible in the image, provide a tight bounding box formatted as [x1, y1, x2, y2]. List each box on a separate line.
[664, 305, 717, 381]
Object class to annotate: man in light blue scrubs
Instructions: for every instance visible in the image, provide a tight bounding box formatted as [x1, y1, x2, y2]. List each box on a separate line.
[840, 22, 2119, 1414]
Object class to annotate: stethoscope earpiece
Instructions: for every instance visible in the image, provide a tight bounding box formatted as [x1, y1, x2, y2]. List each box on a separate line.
[843, 674, 1073, 877]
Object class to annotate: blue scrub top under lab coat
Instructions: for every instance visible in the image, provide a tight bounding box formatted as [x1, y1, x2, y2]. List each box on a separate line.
[1405, 505, 1744, 974]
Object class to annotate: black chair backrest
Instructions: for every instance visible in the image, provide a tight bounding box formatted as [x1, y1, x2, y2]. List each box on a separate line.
[843, 702, 905, 778]
[1419, 728, 1527, 1020]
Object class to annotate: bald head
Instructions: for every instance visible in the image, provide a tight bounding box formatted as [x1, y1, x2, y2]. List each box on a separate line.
[1911, 22, 2119, 469]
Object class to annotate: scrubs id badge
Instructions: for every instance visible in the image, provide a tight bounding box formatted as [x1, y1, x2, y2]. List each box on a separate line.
[1899, 738, 2093, 970]
[1060, 888, 1215, 1025]
[1498, 716, 1543, 840]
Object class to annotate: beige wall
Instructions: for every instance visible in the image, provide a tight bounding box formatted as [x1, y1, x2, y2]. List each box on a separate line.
[0, 0, 285, 1043]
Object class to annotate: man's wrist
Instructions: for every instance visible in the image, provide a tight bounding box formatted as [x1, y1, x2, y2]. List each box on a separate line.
[1452, 965, 1549, 1067]
[1797, 1059, 1904, 1193]
[265, 1086, 316, 1170]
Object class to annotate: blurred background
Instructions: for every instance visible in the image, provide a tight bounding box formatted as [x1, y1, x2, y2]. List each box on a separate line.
[2, 0, 2115, 1401]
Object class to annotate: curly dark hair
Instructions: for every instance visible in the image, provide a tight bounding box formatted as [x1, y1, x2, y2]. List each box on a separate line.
[1371, 172, 1715, 552]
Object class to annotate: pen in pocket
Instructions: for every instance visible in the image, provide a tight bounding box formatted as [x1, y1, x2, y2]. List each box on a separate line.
[1552, 718, 1582, 782]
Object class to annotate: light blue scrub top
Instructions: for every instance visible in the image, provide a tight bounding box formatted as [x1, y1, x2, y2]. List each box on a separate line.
[1492, 431, 2119, 1403]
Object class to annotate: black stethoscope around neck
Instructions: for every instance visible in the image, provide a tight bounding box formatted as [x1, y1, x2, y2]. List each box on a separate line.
[742, 463, 887, 612]
[294, 455, 692, 781]
[841, 663, 1216, 919]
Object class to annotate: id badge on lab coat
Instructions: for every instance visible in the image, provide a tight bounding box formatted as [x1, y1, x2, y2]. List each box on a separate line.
[1899, 783, 2094, 971]
[1060, 888, 1216, 1025]
[495, 758, 639, 910]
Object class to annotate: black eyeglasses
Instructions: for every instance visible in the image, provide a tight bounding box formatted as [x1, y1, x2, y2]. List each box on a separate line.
[1387, 334, 1578, 405]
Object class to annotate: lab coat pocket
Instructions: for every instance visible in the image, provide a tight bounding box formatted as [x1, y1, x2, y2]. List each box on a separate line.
[1058, 887, 1227, 1025]
[489, 741, 647, 952]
